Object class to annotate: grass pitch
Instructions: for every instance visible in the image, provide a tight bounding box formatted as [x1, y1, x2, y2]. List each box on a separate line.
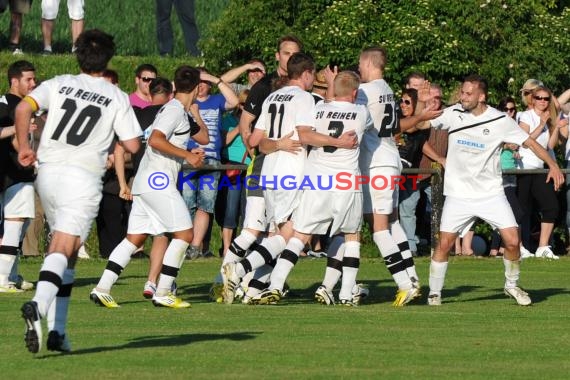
[1, 256, 569, 379]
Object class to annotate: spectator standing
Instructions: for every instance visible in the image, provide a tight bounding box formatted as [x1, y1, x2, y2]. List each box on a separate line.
[3, 0, 32, 54]
[183, 69, 238, 258]
[41, 0, 85, 54]
[517, 86, 562, 259]
[129, 64, 158, 109]
[215, 89, 251, 258]
[156, 0, 199, 56]
[220, 59, 266, 95]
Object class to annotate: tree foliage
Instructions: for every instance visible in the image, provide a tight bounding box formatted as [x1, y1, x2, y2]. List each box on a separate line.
[201, 0, 570, 103]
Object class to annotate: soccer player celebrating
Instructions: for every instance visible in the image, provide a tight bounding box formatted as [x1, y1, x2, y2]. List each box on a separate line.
[255, 70, 368, 305]
[90, 66, 205, 309]
[357, 47, 422, 306]
[418, 74, 564, 306]
[222, 53, 357, 304]
[16, 29, 142, 354]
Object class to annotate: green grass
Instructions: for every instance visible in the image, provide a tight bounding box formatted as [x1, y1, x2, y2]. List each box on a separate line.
[0, 0, 229, 56]
[1, 257, 570, 379]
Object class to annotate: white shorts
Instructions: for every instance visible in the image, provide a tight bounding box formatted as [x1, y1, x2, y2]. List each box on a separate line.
[42, 0, 84, 20]
[292, 191, 362, 236]
[242, 195, 268, 232]
[264, 188, 301, 226]
[362, 166, 400, 215]
[440, 194, 518, 234]
[36, 165, 101, 242]
[128, 191, 192, 235]
[1, 182, 35, 219]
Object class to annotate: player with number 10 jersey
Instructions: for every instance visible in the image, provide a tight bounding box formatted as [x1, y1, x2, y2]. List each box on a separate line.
[30, 74, 141, 178]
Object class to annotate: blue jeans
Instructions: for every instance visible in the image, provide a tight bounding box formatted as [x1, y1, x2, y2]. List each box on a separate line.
[181, 159, 220, 218]
[399, 186, 421, 252]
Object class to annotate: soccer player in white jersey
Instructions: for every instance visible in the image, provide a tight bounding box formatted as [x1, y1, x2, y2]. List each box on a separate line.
[15, 29, 142, 354]
[222, 54, 357, 304]
[256, 71, 369, 305]
[418, 74, 564, 306]
[90, 66, 205, 309]
[357, 46, 421, 306]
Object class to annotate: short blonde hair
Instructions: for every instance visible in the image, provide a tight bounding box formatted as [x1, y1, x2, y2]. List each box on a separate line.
[334, 71, 360, 98]
[361, 47, 387, 70]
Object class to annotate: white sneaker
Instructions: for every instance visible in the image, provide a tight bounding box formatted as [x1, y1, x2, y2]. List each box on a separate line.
[152, 292, 191, 308]
[0, 283, 24, 293]
[534, 246, 559, 260]
[221, 262, 240, 304]
[77, 245, 90, 259]
[520, 245, 534, 259]
[504, 287, 532, 306]
[143, 281, 157, 299]
[351, 283, 369, 305]
[315, 285, 335, 305]
[427, 293, 442, 306]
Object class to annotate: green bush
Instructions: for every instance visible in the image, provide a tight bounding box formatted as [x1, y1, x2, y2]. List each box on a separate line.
[201, 0, 570, 103]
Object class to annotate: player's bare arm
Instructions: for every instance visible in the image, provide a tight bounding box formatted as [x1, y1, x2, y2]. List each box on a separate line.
[200, 72, 239, 110]
[148, 129, 204, 167]
[248, 127, 265, 148]
[259, 130, 302, 155]
[238, 110, 256, 153]
[14, 96, 36, 167]
[188, 103, 209, 145]
[523, 136, 564, 190]
[220, 62, 265, 84]
[114, 143, 133, 201]
[297, 125, 357, 149]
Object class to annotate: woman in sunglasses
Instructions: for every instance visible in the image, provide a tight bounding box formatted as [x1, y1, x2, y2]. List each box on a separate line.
[516, 86, 561, 259]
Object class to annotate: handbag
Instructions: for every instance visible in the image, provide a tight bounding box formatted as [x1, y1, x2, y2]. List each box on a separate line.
[225, 151, 248, 179]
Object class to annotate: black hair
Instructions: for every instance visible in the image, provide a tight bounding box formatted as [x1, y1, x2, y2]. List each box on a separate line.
[75, 29, 116, 74]
[174, 66, 200, 94]
[287, 52, 315, 80]
[7, 60, 35, 86]
[135, 63, 158, 77]
[150, 77, 173, 96]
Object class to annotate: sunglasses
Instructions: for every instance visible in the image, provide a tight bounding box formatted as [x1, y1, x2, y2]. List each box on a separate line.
[400, 99, 412, 105]
[504, 107, 516, 112]
[139, 76, 155, 83]
[533, 95, 550, 101]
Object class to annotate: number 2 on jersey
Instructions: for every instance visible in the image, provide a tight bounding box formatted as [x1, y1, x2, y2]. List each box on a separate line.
[51, 98, 102, 146]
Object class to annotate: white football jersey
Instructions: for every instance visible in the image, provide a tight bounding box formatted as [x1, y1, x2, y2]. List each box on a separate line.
[132, 98, 192, 195]
[431, 104, 529, 199]
[303, 101, 372, 191]
[255, 85, 315, 188]
[31, 73, 141, 176]
[356, 79, 400, 169]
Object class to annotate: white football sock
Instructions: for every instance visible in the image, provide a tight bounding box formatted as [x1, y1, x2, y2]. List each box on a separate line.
[322, 239, 345, 291]
[96, 239, 137, 292]
[33, 253, 68, 317]
[428, 260, 448, 296]
[373, 230, 412, 290]
[0, 220, 24, 286]
[338, 241, 361, 301]
[503, 258, 520, 289]
[269, 237, 304, 291]
[156, 239, 189, 296]
[391, 221, 419, 281]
